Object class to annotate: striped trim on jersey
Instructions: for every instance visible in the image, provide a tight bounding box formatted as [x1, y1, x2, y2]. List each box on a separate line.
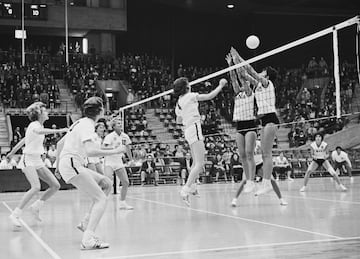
[233, 91, 256, 121]
[254, 80, 276, 115]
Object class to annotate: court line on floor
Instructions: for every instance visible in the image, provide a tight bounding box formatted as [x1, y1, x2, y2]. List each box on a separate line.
[128, 196, 342, 239]
[2, 202, 62, 259]
[281, 194, 360, 205]
[100, 236, 360, 259]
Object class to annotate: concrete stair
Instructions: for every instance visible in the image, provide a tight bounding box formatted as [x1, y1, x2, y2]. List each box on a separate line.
[56, 79, 82, 122]
[145, 109, 178, 145]
[0, 112, 10, 152]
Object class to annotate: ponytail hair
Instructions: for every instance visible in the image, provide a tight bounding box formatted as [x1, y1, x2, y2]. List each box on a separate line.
[173, 77, 189, 99]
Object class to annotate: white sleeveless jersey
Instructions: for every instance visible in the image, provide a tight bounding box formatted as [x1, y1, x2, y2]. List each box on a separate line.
[311, 141, 328, 159]
[233, 91, 255, 121]
[274, 156, 289, 167]
[175, 92, 201, 129]
[60, 117, 97, 165]
[254, 80, 276, 115]
[103, 131, 131, 164]
[23, 121, 45, 155]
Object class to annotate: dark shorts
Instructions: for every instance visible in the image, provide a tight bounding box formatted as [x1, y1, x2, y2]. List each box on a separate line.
[259, 113, 280, 127]
[236, 120, 258, 137]
[334, 161, 348, 170]
[313, 159, 325, 167]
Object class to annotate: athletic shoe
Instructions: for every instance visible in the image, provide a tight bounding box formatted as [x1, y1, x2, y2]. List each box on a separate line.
[280, 198, 288, 206]
[180, 187, 190, 207]
[77, 221, 87, 232]
[81, 236, 109, 250]
[287, 177, 294, 182]
[119, 201, 134, 210]
[243, 181, 255, 193]
[231, 198, 237, 207]
[254, 181, 272, 196]
[29, 205, 42, 222]
[350, 177, 354, 183]
[299, 186, 306, 192]
[9, 214, 22, 229]
[339, 184, 347, 192]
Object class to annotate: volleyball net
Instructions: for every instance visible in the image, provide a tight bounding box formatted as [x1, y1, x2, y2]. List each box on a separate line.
[115, 16, 360, 148]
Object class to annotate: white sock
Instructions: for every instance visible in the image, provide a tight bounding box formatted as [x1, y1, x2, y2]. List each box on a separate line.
[32, 200, 44, 210]
[13, 207, 22, 216]
[119, 200, 126, 204]
[83, 230, 96, 241]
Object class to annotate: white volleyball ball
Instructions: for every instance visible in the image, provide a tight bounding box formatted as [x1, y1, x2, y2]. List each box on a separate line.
[246, 35, 260, 49]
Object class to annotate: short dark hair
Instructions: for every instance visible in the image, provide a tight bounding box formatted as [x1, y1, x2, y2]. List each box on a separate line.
[335, 146, 342, 151]
[314, 133, 323, 141]
[265, 66, 278, 82]
[173, 77, 189, 98]
[82, 97, 103, 119]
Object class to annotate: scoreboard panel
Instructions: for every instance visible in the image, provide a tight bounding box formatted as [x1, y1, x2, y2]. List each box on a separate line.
[0, 2, 47, 20]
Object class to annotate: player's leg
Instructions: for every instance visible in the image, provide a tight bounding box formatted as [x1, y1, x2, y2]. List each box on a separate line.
[300, 161, 318, 191]
[115, 168, 133, 210]
[323, 161, 347, 191]
[244, 131, 256, 192]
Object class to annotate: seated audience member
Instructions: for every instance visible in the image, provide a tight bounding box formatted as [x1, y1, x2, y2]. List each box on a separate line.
[154, 153, 166, 175]
[331, 146, 353, 182]
[47, 144, 57, 165]
[0, 153, 16, 169]
[41, 153, 53, 168]
[230, 153, 242, 183]
[273, 152, 293, 181]
[212, 153, 228, 182]
[140, 154, 159, 186]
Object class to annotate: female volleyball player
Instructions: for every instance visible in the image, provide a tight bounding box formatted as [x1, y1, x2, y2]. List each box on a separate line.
[174, 77, 227, 206]
[225, 52, 257, 202]
[103, 118, 134, 210]
[86, 122, 106, 174]
[300, 134, 347, 192]
[230, 47, 280, 196]
[56, 97, 127, 250]
[7, 102, 68, 228]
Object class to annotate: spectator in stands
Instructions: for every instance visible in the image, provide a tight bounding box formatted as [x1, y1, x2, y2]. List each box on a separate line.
[174, 145, 185, 158]
[126, 89, 135, 104]
[13, 126, 22, 140]
[273, 152, 293, 181]
[230, 153, 242, 183]
[297, 130, 307, 146]
[140, 154, 159, 186]
[10, 135, 21, 153]
[212, 153, 228, 182]
[154, 153, 166, 175]
[0, 153, 16, 169]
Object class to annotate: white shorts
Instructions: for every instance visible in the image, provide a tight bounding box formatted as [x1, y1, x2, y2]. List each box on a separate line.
[20, 154, 45, 170]
[184, 122, 204, 145]
[104, 158, 125, 172]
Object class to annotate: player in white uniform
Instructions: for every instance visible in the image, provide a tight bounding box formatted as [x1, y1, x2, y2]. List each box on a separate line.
[331, 146, 353, 183]
[103, 119, 133, 210]
[7, 102, 67, 229]
[273, 152, 293, 181]
[230, 47, 280, 196]
[300, 134, 347, 192]
[232, 140, 287, 206]
[226, 51, 257, 197]
[86, 122, 106, 175]
[56, 97, 127, 250]
[174, 77, 227, 206]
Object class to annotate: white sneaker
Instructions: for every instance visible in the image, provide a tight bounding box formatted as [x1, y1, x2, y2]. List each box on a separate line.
[280, 198, 288, 206]
[77, 221, 87, 232]
[350, 177, 354, 183]
[339, 184, 347, 192]
[231, 198, 237, 207]
[254, 181, 272, 196]
[9, 214, 22, 229]
[299, 186, 306, 192]
[119, 201, 134, 210]
[243, 181, 255, 193]
[29, 205, 42, 222]
[81, 236, 109, 250]
[180, 187, 190, 207]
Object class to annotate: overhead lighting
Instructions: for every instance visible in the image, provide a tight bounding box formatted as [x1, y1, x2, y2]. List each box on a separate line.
[227, 4, 234, 9]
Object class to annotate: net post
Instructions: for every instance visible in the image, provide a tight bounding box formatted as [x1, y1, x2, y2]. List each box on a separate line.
[332, 28, 341, 119]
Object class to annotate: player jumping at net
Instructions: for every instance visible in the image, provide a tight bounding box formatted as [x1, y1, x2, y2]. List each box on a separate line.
[174, 77, 227, 206]
[225, 51, 257, 201]
[56, 97, 127, 250]
[7, 102, 67, 229]
[300, 134, 347, 192]
[230, 47, 280, 196]
[331, 146, 353, 183]
[103, 118, 134, 210]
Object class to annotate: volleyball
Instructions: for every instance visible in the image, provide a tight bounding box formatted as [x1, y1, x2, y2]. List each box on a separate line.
[246, 35, 260, 49]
